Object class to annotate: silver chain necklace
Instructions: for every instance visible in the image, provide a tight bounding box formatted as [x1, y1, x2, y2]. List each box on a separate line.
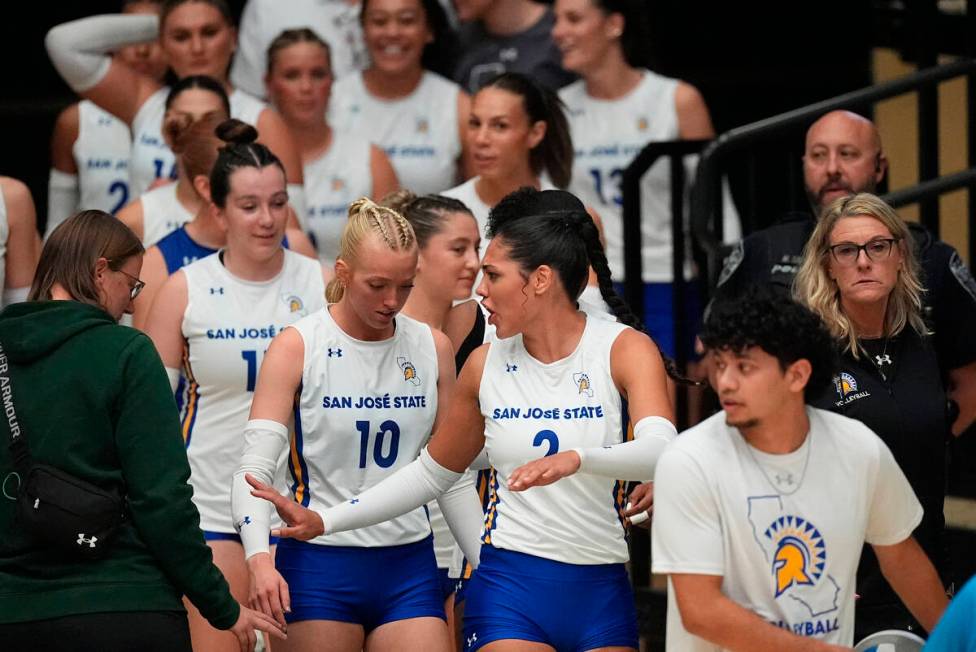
[860, 337, 891, 382]
[742, 430, 812, 497]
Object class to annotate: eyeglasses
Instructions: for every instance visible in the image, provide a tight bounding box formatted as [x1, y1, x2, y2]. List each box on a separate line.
[827, 238, 899, 266]
[115, 268, 146, 300]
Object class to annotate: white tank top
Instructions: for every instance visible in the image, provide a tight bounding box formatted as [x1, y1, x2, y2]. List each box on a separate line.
[561, 73, 740, 282]
[303, 131, 372, 266]
[289, 308, 440, 548]
[139, 182, 194, 247]
[75, 100, 132, 214]
[230, 88, 266, 126]
[130, 87, 269, 196]
[180, 249, 326, 532]
[479, 316, 631, 564]
[328, 71, 461, 195]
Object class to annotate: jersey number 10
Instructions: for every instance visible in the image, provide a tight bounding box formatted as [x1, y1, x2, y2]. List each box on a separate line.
[357, 420, 401, 468]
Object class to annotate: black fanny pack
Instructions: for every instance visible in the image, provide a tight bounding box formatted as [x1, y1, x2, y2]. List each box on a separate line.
[15, 464, 126, 558]
[2, 343, 126, 559]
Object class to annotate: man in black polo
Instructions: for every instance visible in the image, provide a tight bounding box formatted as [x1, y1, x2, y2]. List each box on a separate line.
[715, 110, 976, 437]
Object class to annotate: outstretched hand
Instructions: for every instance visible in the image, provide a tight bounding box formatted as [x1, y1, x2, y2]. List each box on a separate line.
[508, 450, 581, 491]
[246, 473, 325, 540]
[229, 603, 287, 652]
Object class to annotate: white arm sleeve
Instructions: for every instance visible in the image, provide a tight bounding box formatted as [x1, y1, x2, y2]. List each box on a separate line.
[45, 14, 159, 92]
[287, 183, 307, 231]
[1, 287, 29, 308]
[573, 416, 677, 481]
[435, 471, 483, 569]
[323, 447, 461, 534]
[231, 419, 290, 559]
[46, 169, 78, 239]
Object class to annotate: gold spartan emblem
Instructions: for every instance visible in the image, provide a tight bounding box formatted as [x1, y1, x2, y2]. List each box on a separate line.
[573, 372, 594, 397]
[637, 117, 649, 132]
[331, 177, 345, 192]
[416, 118, 429, 134]
[286, 295, 304, 313]
[398, 356, 421, 386]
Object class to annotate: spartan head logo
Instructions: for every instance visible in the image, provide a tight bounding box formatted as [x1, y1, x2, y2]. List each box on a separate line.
[766, 516, 826, 598]
[398, 356, 421, 386]
[283, 293, 306, 315]
[573, 372, 594, 397]
[833, 372, 858, 399]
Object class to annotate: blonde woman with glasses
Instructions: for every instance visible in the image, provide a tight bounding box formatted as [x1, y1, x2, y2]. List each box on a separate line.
[794, 192, 950, 642]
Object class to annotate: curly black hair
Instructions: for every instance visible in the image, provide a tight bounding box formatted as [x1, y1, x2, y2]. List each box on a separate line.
[700, 287, 838, 400]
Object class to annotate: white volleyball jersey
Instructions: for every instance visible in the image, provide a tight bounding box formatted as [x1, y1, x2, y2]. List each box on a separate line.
[479, 316, 630, 564]
[140, 182, 194, 247]
[303, 131, 372, 266]
[130, 88, 268, 197]
[560, 73, 740, 282]
[290, 308, 440, 548]
[230, 88, 266, 126]
[75, 100, 132, 214]
[180, 250, 326, 532]
[328, 72, 461, 194]
[130, 88, 176, 197]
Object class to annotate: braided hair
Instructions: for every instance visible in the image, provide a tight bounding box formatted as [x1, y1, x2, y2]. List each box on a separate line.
[380, 190, 475, 248]
[326, 197, 418, 303]
[488, 187, 688, 381]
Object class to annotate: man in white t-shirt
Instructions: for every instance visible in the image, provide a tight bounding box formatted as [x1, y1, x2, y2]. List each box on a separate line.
[652, 290, 948, 651]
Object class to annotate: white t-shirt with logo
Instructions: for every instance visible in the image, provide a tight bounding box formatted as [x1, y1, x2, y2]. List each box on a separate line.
[651, 407, 922, 650]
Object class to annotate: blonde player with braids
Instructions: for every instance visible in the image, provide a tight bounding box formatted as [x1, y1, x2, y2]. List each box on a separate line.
[232, 198, 483, 652]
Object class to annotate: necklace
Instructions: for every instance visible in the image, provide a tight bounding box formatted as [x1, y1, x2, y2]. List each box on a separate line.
[742, 430, 812, 497]
[860, 337, 892, 382]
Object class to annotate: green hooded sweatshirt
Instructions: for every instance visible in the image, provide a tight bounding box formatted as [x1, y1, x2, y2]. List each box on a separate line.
[0, 300, 238, 628]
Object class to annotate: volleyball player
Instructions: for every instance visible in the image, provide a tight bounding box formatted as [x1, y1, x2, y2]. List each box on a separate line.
[231, 198, 484, 652]
[131, 114, 315, 329]
[327, 0, 470, 194]
[265, 28, 398, 266]
[144, 120, 325, 652]
[247, 187, 678, 652]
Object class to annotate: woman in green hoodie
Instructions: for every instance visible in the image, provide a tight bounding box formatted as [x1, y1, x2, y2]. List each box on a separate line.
[0, 211, 285, 651]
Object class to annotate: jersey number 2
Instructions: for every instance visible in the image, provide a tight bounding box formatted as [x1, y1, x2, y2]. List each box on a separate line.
[533, 429, 560, 456]
[357, 420, 401, 468]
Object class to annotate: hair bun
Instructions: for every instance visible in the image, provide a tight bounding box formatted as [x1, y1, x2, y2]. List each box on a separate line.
[215, 118, 258, 145]
[378, 189, 418, 214]
[164, 112, 195, 155]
